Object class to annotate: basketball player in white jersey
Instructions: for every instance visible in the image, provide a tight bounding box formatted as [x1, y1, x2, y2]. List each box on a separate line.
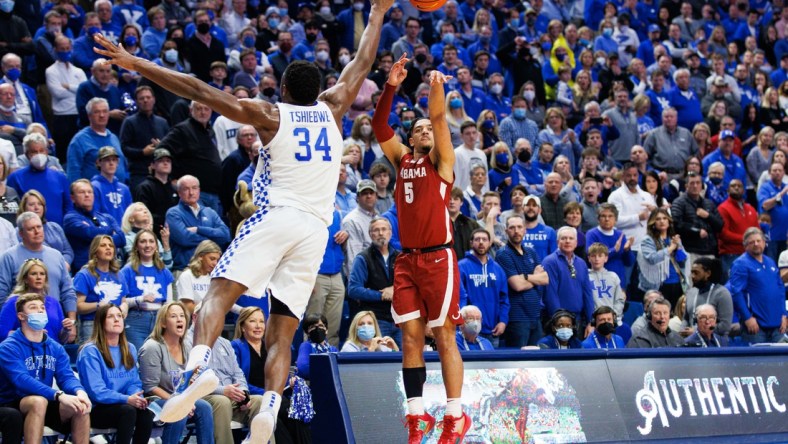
[94, 0, 393, 440]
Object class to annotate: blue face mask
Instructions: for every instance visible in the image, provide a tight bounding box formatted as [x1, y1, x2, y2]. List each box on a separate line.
[0, 0, 14, 14]
[268, 18, 280, 29]
[579, 38, 590, 47]
[709, 176, 723, 185]
[449, 97, 462, 109]
[510, 18, 520, 28]
[482, 119, 495, 130]
[27, 312, 48, 331]
[401, 120, 412, 130]
[279, 7, 289, 17]
[56, 51, 72, 63]
[556, 327, 573, 341]
[541, 42, 552, 53]
[513, 108, 526, 119]
[123, 35, 138, 47]
[479, 35, 490, 44]
[495, 153, 509, 165]
[442, 33, 455, 45]
[357, 324, 376, 341]
[243, 36, 256, 48]
[556, 53, 567, 62]
[603, 28, 613, 37]
[87, 26, 101, 37]
[5, 67, 20, 82]
[418, 96, 428, 108]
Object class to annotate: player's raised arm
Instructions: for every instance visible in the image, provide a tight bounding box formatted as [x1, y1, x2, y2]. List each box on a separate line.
[320, 0, 393, 118]
[372, 53, 410, 167]
[428, 71, 455, 181]
[92, 34, 274, 131]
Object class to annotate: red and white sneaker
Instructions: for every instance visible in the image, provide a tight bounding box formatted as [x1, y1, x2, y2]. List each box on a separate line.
[437, 412, 472, 444]
[404, 412, 436, 444]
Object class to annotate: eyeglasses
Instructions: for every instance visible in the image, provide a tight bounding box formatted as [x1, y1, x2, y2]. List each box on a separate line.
[698, 315, 717, 322]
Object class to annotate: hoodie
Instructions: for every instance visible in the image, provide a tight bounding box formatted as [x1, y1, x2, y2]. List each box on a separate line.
[76, 342, 143, 405]
[91, 174, 133, 226]
[588, 268, 625, 318]
[0, 330, 84, 403]
[458, 252, 510, 335]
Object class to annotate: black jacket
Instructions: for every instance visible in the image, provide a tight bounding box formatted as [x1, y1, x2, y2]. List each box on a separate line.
[670, 194, 724, 255]
[134, 175, 178, 236]
[157, 117, 222, 195]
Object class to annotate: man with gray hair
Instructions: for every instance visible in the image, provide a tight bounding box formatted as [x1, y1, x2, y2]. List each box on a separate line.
[542, 226, 595, 337]
[348, 216, 401, 346]
[627, 297, 683, 348]
[684, 304, 728, 347]
[75, 58, 125, 133]
[0, 212, 77, 324]
[574, 101, 619, 156]
[643, 107, 698, 179]
[602, 88, 639, 164]
[668, 69, 703, 131]
[456, 305, 494, 350]
[67, 96, 129, 183]
[0, 83, 26, 152]
[728, 227, 788, 344]
[1, 53, 47, 129]
[158, 100, 224, 215]
[7, 133, 71, 225]
[166, 175, 231, 270]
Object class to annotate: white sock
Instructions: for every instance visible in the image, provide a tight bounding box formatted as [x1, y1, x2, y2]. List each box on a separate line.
[261, 391, 282, 415]
[407, 397, 424, 415]
[445, 398, 462, 418]
[185, 345, 211, 371]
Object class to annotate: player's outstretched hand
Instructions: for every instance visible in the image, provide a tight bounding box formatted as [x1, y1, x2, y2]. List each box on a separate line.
[429, 70, 453, 86]
[92, 33, 137, 71]
[387, 53, 409, 87]
[370, 0, 395, 12]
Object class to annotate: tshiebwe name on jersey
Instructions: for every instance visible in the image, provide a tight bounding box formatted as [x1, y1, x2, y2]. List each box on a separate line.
[288, 110, 331, 123]
[401, 167, 427, 180]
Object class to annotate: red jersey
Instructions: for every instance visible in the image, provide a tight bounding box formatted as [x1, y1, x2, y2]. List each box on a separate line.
[395, 153, 453, 249]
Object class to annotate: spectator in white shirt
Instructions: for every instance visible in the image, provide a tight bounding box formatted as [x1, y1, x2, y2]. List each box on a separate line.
[45, 35, 87, 164]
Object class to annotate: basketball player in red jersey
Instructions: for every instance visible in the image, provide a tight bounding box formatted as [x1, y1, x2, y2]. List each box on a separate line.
[372, 55, 470, 444]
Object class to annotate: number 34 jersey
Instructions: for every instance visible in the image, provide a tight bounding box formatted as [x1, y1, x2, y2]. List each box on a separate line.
[395, 152, 454, 250]
[254, 101, 342, 225]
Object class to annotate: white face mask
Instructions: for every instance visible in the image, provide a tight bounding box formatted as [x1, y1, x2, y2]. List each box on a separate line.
[462, 320, 481, 336]
[490, 84, 503, 95]
[353, 2, 364, 10]
[29, 153, 48, 170]
[320, 6, 331, 15]
[339, 54, 351, 65]
[523, 90, 535, 101]
[315, 50, 329, 62]
[360, 125, 372, 137]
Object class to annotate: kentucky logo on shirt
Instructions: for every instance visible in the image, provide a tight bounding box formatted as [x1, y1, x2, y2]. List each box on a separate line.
[108, 191, 123, 208]
[95, 280, 124, 305]
[592, 278, 614, 300]
[135, 276, 163, 300]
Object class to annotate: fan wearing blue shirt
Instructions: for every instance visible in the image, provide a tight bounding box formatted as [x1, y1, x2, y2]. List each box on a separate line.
[701, 130, 746, 188]
[581, 306, 625, 349]
[456, 305, 494, 351]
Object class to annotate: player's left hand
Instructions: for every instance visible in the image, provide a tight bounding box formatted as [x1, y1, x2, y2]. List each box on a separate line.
[92, 33, 137, 71]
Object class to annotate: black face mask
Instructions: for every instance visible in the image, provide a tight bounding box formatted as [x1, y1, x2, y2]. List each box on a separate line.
[306, 33, 317, 43]
[518, 150, 532, 162]
[262, 87, 275, 97]
[415, 53, 427, 64]
[197, 22, 211, 34]
[597, 322, 615, 336]
[308, 327, 327, 344]
[172, 37, 185, 50]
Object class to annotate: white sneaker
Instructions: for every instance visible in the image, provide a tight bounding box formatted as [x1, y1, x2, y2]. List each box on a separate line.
[242, 410, 275, 444]
[158, 365, 218, 423]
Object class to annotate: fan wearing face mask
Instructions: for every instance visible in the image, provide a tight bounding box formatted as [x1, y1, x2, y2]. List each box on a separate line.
[582, 306, 626, 349]
[537, 309, 583, 349]
[295, 313, 338, 380]
[456, 305, 494, 351]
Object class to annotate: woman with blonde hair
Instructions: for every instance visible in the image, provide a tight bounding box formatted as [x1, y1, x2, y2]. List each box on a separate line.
[536, 107, 582, 175]
[120, 202, 172, 268]
[76, 304, 155, 444]
[176, 240, 221, 313]
[705, 100, 728, 135]
[75, 235, 128, 342]
[488, 141, 515, 210]
[476, 108, 500, 154]
[17, 190, 73, 267]
[121, 229, 175, 349]
[759, 87, 788, 132]
[341, 143, 365, 192]
[692, 123, 713, 158]
[344, 114, 380, 180]
[634, 94, 655, 140]
[138, 302, 214, 444]
[341, 310, 399, 352]
[0, 258, 75, 343]
[445, 90, 474, 147]
[572, 70, 599, 113]
[231, 306, 266, 395]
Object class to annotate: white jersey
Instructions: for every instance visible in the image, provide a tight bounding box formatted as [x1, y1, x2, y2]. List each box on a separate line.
[252, 101, 343, 225]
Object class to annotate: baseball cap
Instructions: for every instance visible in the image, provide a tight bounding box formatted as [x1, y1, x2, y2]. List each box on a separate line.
[720, 129, 735, 139]
[153, 148, 172, 161]
[97, 146, 119, 161]
[523, 195, 541, 207]
[357, 179, 376, 194]
[713, 76, 728, 87]
[684, 49, 700, 59]
[648, 24, 660, 33]
[525, 8, 537, 15]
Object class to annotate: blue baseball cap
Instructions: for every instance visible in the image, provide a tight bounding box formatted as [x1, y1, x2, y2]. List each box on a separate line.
[648, 24, 660, 33]
[720, 129, 735, 139]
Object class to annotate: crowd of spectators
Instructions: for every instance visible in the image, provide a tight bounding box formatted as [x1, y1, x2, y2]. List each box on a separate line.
[1, 0, 788, 441]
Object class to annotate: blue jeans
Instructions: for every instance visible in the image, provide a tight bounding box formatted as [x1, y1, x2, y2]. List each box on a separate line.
[503, 320, 542, 348]
[199, 192, 223, 217]
[125, 310, 157, 351]
[78, 320, 94, 344]
[157, 398, 214, 444]
[741, 326, 785, 345]
[377, 319, 402, 349]
[720, 254, 738, 281]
